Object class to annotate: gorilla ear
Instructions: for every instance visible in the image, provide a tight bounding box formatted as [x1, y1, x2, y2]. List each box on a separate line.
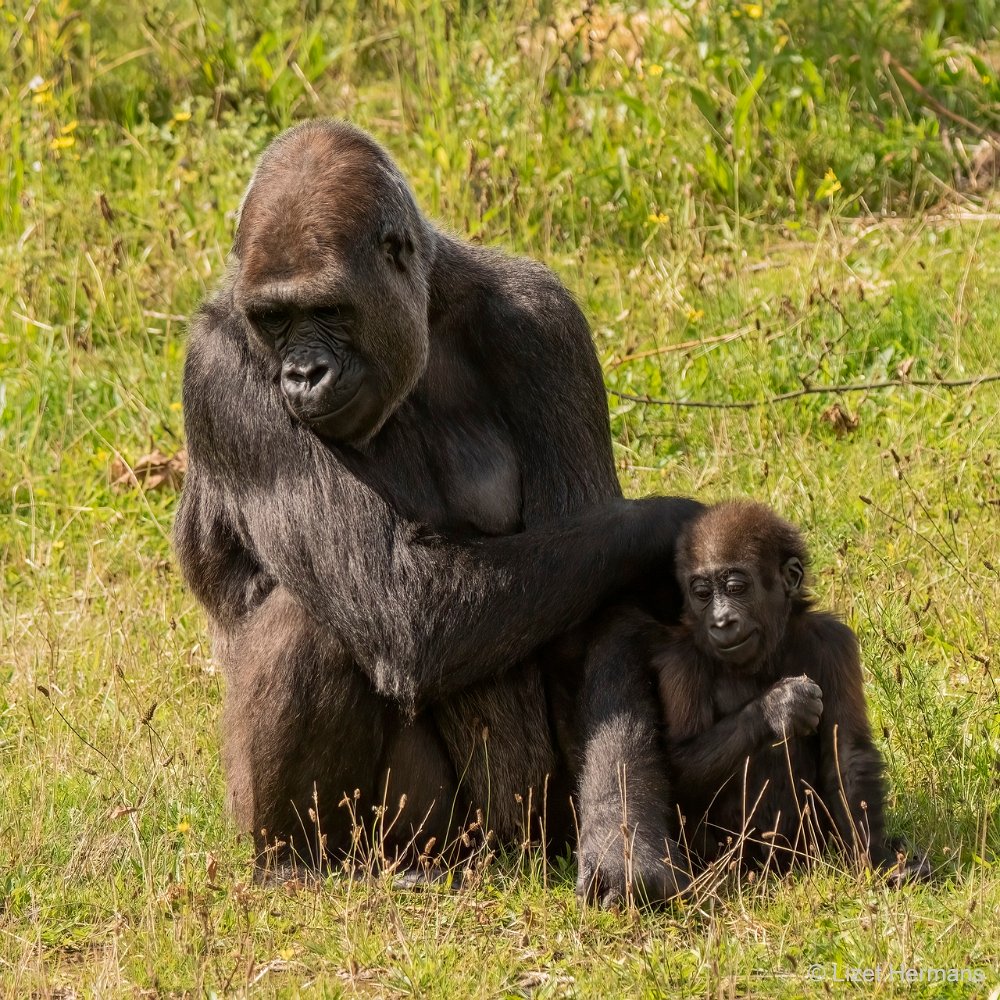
[781, 556, 804, 597]
[381, 231, 413, 273]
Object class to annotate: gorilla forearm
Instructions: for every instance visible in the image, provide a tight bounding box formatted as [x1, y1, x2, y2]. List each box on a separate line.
[666, 671, 824, 792]
[183, 481, 698, 708]
[578, 618, 672, 833]
[667, 703, 772, 793]
[574, 609, 690, 905]
[821, 726, 890, 862]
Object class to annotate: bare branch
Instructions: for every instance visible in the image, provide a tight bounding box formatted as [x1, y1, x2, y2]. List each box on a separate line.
[613, 327, 752, 366]
[882, 51, 997, 138]
[609, 373, 1000, 410]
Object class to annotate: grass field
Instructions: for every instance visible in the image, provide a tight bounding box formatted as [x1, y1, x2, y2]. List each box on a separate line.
[2, 1, 1000, 996]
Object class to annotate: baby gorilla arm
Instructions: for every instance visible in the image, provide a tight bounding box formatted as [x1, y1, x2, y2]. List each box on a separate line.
[661, 662, 823, 792]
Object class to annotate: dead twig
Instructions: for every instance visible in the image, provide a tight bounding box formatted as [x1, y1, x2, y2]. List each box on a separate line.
[613, 326, 753, 366]
[882, 51, 996, 138]
[610, 372, 1000, 410]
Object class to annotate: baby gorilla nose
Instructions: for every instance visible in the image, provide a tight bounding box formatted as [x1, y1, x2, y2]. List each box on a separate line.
[709, 613, 740, 643]
[710, 622, 739, 642]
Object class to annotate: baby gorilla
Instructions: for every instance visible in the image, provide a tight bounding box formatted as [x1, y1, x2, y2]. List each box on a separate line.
[577, 500, 923, 902]
[656, 500, 906, 877]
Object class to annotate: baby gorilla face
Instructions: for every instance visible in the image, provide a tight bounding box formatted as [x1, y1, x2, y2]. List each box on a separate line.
[686, 568, 763, 665]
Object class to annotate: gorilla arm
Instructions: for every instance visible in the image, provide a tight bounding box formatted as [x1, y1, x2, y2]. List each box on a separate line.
[658, 639, 824, 798]
[807, 616, 929, 881]
[176, 306, 701, 713]
[576, 610, 689, 905]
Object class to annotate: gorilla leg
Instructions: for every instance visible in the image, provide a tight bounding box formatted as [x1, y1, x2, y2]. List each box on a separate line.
[376, 712, 464, 868]
[217, 587, 389, 870]
[433, 665, 560, 847]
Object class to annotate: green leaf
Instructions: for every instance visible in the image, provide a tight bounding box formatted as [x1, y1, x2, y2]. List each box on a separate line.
[733, 64, 766, 155]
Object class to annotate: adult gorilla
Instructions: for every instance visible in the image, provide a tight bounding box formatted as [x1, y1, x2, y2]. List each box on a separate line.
[175, 120, 698, 893]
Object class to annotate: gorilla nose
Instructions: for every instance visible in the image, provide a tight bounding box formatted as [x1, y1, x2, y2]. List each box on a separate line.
[281, 354, 338, 400]
[283, 359, 329, 389]
[709, 620, 740, 642]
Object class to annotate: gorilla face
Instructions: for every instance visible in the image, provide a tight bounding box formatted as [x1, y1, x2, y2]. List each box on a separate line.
[677, 501, 807, 672]
[234, 121, 433, 444]
[245, 301, 368, 441]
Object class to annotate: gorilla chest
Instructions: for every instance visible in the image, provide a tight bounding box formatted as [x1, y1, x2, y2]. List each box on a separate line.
[364, 408, 523, 537]
[439, 422, 522, 535]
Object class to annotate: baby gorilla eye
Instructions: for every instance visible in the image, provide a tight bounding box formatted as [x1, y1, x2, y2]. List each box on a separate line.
[725, 579, 747, 595]
[691, 581, 712, 602]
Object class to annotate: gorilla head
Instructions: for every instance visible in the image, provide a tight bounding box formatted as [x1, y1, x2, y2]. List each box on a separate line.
[233, 121, 436, 444]
[676, 501, 808, 669]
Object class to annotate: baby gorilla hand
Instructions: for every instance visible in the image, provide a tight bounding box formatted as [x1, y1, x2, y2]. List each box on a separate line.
[760, 674, 823, 738]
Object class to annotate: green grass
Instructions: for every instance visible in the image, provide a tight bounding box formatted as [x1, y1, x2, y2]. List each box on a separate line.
[2, 0, 1000, 995]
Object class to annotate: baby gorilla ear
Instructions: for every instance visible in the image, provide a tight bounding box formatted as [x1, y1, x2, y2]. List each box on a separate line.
[781, 556, 804, 597]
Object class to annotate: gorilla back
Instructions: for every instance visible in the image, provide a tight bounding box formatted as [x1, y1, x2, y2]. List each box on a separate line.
[174, 120, 701, 876]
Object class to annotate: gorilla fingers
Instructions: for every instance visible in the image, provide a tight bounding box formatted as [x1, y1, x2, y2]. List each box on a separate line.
[759, 675, 824, 739]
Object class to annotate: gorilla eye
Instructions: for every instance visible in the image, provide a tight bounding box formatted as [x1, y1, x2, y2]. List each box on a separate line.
[314, 305, 352, 330]
[691, 581, 712, 602]
[726, 579, 747, 595]
[252, 308, 291, 339]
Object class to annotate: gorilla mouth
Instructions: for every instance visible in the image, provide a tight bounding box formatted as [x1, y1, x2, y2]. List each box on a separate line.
[310, 385, 362, 423]
[715, 632, 757, 655]
[309, 383, 387, 443]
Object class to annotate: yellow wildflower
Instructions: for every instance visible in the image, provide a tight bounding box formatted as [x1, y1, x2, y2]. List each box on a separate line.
[60, 120, 78, 134]
[743, 3, 764, 18]
[815, 167, 842, 200]
[647, 212, 669, 224]
[50, 135, 75, 150]
[176, 820, 191, 833]
[647, 64, 664, 77]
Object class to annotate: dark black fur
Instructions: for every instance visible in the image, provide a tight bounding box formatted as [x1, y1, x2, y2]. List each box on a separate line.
[174, 120, 701, 876]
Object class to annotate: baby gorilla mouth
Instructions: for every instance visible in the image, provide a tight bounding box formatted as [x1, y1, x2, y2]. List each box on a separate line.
[716, 633, 755, 652]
